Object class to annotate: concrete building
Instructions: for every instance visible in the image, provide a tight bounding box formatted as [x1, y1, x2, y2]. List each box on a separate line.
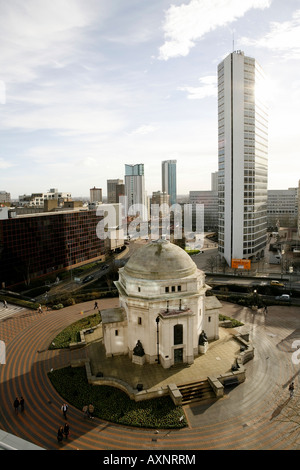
[189, 191, 218, 231]
[218, 51, 268, 265]
[107, 179, 124, 204]
[18, 188, 72, 207]
[124, 164, 147, 221]
[162, 160, 177, 206]
[211, 172, 219, 192]
[150, 191, 170, 217]
[90, 187, 102, 204]
[116, 183, 125, 202]
[267, 188, 298, 228]
[0, 191, 11, 204]
[101, 239, 220, 368]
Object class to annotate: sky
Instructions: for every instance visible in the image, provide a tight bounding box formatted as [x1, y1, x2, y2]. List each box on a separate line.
[0, 0, 300, 199]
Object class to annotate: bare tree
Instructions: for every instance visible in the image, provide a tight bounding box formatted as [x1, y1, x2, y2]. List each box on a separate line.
[205, 255, 218, 273]
[272, 391, 300, 446]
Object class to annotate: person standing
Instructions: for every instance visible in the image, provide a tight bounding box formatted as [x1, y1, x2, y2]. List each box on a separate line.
[94, 301, 98, 310]
[289, 382, 295, 398]
[88, 403, 94, 419]
[63, 422, 70, 439]
[61, 403, 68, 419]
[57, 426, 64, 443]
[20, 396, 25, 412]
[13, 397, 20, 414]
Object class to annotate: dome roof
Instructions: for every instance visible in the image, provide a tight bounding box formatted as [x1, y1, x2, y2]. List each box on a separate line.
[123, 239, 198, 280]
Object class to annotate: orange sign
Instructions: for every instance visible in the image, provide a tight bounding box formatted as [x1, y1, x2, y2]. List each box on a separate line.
[231, 259, 251, 270]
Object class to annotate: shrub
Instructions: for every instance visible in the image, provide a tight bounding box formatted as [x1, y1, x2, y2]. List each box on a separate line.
[52, 303, 64, 310]
[49, 312, 101, 349]
[48, 366, 187, 429]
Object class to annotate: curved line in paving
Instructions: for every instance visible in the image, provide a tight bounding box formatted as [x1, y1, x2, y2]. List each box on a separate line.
[0, 300, 299, 450]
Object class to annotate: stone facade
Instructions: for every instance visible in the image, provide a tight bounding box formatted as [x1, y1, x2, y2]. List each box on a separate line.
[102, 239, 220, 368]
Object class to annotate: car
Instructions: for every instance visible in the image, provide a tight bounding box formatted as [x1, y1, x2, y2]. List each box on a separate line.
[270, 280, 285, 287]
[275, 294, 290, 301]
[101, 264, 109, 270]
[82, 275, 94, 283]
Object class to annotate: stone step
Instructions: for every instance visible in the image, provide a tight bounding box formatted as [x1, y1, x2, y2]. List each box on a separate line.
[178, 379, 216, 404]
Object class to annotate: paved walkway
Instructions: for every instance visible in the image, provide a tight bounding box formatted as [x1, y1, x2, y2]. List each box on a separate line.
[0, 298, 299, 450]
[85, 325, 240, 391]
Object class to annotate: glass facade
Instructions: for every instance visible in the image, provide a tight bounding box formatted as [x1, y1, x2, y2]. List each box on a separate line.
[218, 51, 268, 263]
[0, 210, 104, 287]
[162, 160, 177, 206]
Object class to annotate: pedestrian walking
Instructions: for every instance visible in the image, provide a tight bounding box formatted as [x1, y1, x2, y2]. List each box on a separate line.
[3, 300, 8, 309]
[57, 426, 64, 443]
[61, 403, 68, 419]
[289, 382, 295, 398]
[264, 305, 268, 315]
[38, 304, 43, 313]
[94, 301, 98, 310]
[20, 396, 25, 412]
[13, 397, 19, 414]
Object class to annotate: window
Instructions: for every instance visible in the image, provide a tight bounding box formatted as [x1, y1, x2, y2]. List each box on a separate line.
[172, 286, 176, 292]
[174, 324, 183, 345]
[138, 317, 142, 325]
[178, 285, 181, 292]
[165, 287, 169, 293]
[115, 330, 118, 336]
[138, 287, 141, 292]
[208, 316, 211, 323]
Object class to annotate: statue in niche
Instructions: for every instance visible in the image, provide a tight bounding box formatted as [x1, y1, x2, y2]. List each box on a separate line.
[133, 340, 145, 357]
[199, 330, 208, 346]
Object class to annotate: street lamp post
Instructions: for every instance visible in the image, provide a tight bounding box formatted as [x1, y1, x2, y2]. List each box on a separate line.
[156, 316, 160, 364]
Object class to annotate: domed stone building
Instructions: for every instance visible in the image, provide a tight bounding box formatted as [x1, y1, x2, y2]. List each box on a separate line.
[101, 239, 221, 369]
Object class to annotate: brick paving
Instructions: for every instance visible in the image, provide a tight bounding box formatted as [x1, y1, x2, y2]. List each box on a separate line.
[0, 297, 299, 450]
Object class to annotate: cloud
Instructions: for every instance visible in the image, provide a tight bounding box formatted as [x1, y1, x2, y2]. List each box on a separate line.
[0, 0, 106, 83]
[0, 158, 14, 169]
[128, 125, 158, 136]
[158, 0, 272, 60]
[178, 75, 217, 100]
[241, 9, 300, 59]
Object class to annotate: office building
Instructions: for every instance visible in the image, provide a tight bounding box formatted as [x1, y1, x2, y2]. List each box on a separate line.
[124, 164, 147, 221]
[267, 188, 298, 228]
[189, 191, 218, 231]
[107, 179, 124, 204]
[218, 51, 268, 265]
[211, 172, 219, 192]
[0, 191, 11, 204]
[90, 187, 102, 204]
[18, 188, 72, 207]
[0, 210, 105, 287]
[162, 160, 177, 206]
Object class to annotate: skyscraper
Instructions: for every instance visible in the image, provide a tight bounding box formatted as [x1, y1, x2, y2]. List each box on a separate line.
[107, 179, 123, 203]
[124, 164, 147, 220]
[90, 187, 102, 204]
[162, 160, 177, 206]
[218, 51, 268, 265]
